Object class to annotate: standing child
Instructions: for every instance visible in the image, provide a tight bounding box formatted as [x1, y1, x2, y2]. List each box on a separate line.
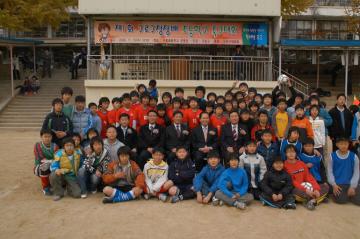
[97, 97, 110, 138]
[34, 129, 59, 195]
[291, 105, 314, 143]
[272, 98, 292, 141]
[148, 79, 159, 98]
[116, 93, 136, 129]
[168, 146, 196, 203]
[210, 104, 227, 137]
[143, 147, 174, 201]
[261, 93, 277, 122]
[257, 129, 279, 170]
[102, 146, 145, 203]
[108, 97, 121, 126]
[259, 157, 296, 209]
[134, 93, 151, 131]
[239, 140, 267, 199]
[50, 137, 82, 201]
[88, 102, 102, 135]
[193, 151, 225, 204]
[279, 126, 302, 160]
[61, 87, 74, 118]
[308, 105, 326, 155]
[184, 97, 202, 131]
[251, 110, 276, 142]
[284, 145, 329, 210]
[327, 138, 360, 205]
[214, 153, 254, 209]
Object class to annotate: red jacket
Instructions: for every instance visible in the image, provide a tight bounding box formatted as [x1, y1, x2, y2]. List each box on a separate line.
[134, 105, 150, 131]
[284, 159, 320, 192]
[116, 107, 136, 129]
[251, 124, 276, 142]
[108, 109, 117, 126]
[210, 114, 227, 137]
[97, 110, 109, 138]
[184, 108, 202, 130]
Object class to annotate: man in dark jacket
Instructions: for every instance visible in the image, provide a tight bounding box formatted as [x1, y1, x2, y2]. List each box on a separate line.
[41, 98, 73, 147]
[116, 113, 138, 157]
[328, 94, 353, 149]
[191, 112, 218, 172]
[137, 110, 165, 170]
[220, 110, 249, 166]
[259, 157, 295, 209]
[165, 111, 190, 164]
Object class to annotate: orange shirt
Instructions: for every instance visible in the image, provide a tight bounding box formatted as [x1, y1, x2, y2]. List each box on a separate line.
[184, 108, 202, 130]
[210, 114, 227, 137]
[134, 105, 150, 131]
[96, 110, 109, 138]
[292, 117, 314, 139]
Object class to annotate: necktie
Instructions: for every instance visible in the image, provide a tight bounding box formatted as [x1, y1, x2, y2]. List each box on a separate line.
[232, 126, 238, 141]
[203, 127, 208, 142]
[176, 125, 181, 137]
[122, 128, 127, 137]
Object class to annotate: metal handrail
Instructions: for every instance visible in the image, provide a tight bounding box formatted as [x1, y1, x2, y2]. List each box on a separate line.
[272, 65, 310, 96]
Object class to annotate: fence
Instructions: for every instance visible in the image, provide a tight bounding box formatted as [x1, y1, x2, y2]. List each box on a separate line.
[87, 55, 273, 82]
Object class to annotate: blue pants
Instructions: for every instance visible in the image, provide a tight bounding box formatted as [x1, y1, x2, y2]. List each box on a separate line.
[77, 167, 101, 194]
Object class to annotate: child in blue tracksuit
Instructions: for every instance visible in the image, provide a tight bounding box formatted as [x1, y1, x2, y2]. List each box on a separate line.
[168, 146, 196, 203]
[299, 138, 327, 184]
[193, 151, 225, 204]
[257, 129, 279, 170]
[214, 154, 254, 210]
[280, 126, 302, 160]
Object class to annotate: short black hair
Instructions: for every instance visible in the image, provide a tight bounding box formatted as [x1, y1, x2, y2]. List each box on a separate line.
[303, 137, 315, 146]
[75, 95, 86, 103]
[156, 103, 166, 111]
[287, 126, 300, 138]
[152, 147, 165, 155]
[295, 104, 304, 111]
[173, 110, 183, 117]
[137, 84, 146, 92]
[207, 150, 220, 159]
[72, 132, 81, 140]
[174, 87, 184, 94]
[62, 137, 75, 147]
[285, 144, 297, 153]
[172, 97, 182, 104]
[117, 146, 131, 156]
[148, 110, 158, 116]
[199, 111, 209, 119]
[336, 137, 350, 143]
[98, 97, 110, 106]
[229, 110, 240, 116]
[261, 128, 273, 136]
[195, 86, 206, 95]
[162, 92, 172, 100]
[130, 90, 139, 98]
[88, 102, 97, 108]
[86, 128, 99, 138]
[248, 87, 257, 94]
[106, 125, 117, 132]
[122, 93, 131, 100]
[258, 109, 269, 117]
[214, 103, 224, 110]
[112, 97, 120, 104]
[277, 98, 287, 105]
[337, 93, 346, 100]
[248, 101, 259, 109]
[140, 93, 150, 101]
[263, 93, 272, 99]
[119, 113, 130, 119]
[90, 136, 104, 151]
[227, 153, 239, 161]
[188, 96, 198, 103]
[207, 92, 217, 100]
[149, 79, 157, 86]
[40, 129, 52, 136]
[61, 87, 73, 96]
[52, 98, 63, 106]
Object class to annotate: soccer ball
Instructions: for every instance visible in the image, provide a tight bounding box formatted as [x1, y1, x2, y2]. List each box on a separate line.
[301, 182, 313, 192]
[277, 74, 289, 85]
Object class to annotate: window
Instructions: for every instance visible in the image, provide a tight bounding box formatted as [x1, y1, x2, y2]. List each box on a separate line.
[54, 17, 85, 38]
[281, 20, 313, 39]
[317, 21, 351, 40]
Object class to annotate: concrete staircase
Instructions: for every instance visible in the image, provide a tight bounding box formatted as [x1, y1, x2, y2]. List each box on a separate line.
[0, 69, 85, 129]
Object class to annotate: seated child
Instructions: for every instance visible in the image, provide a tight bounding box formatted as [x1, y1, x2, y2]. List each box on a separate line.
[193, 150, 225, 204]
[102, 146, 145, 203]
[143, 147, 174, 201]
[78, 136, 112, 198]
[34, 129, 59, 195]
[214, 153, 254, 210]
[327, 138, 360, 205]
[239, 140, 267, 199]
[82, 128, 100, 156]
[50, 137, 82, 201]
[280, 126, 302, 160]
[168, 146, 196, 203]
[284, 145, 329, 210]
[260, 157, 296, 209]
[257, 129, 279, 170]
[299, 138, 327, 184]
[72, 133, 83, 154]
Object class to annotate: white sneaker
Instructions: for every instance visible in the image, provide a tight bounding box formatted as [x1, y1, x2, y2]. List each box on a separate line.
[158, 193, 167, 202]
[143, 194, 150, 200]
[81, 194, 87, 199]
[234, 201, 246, 210]
[91, 190, 97, 194]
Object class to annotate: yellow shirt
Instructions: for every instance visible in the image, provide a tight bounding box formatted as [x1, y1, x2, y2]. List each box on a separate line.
[275, 112, 289, 138]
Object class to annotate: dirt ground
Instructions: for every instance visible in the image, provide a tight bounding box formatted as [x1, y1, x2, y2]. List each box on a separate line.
[0, 129, 360, 239]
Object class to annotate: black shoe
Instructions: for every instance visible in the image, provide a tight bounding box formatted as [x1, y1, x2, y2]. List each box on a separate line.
[102, 197, 113, 204]
[283, 202, 296, 210]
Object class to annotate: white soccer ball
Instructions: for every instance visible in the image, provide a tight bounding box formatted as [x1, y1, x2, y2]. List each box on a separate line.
[301, 182, 313, 192]
[277, 74, 289, 85]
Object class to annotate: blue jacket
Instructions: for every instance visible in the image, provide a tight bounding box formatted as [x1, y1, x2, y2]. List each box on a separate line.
[299, 153, 323, 182]
[351, 112, 360, 141]
[193, 164, 225, 193]
[305, 107, 332, 135]
[257, 142, 279, 169]
[218, 167, 249, 198]
[168, 157, 196, 188]
[279, 139, 302, 160]
[72, 107, 92, 137]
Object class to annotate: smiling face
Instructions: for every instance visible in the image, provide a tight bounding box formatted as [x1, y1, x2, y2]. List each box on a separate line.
[93, 141, 103, 155]
[176, 148, 187, 160]
[152, 151, 164, 165]
[208, 157, 220, 168]
[41, 133, 52, 146]
[229, 158, 239, 168]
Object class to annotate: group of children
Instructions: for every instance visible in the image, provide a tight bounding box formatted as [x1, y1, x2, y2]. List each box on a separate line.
[34, 80, 360, 211]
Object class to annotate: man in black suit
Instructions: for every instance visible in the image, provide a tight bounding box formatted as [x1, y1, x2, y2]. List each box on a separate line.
[137, 110, 165, 170]
[116, 113, 138, 155]
[191, 112, 219, 172]
[165, 110, 190, 164]
[220, 110, 249, 166]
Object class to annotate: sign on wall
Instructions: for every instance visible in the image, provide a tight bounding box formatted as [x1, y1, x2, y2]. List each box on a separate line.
[94, 21, 268, 46]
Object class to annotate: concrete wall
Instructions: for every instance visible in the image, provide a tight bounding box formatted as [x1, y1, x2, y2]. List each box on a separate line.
[85, 79, 277, 108]
[79, 0, 280, 17]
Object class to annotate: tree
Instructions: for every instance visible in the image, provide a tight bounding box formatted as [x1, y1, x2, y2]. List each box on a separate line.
[281, 0, 314, 16]
[0, 0, 78, 31]
[345, 0, 360, 37]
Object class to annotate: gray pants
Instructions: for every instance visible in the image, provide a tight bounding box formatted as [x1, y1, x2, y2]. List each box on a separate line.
[50, 172, 81, 198]
[215, 190, 254, 206]
[332, 184, 360, 206]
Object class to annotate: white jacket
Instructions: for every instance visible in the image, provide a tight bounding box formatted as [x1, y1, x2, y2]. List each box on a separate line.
[309, 116, 326, 148]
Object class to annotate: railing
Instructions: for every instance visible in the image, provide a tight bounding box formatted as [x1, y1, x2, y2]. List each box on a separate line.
[272, 65, 310, 96]
[87, 55, 273, 82]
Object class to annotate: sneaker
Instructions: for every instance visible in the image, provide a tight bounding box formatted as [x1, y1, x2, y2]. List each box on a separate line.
[158, 193, 168, 202]
[143, 194, 150, 200]
[234, 201, 246, 210]
[322, 197, 329, 203]
[283, 202, 297, 210]
[212, 197, 220, 206]
[81, 194, 87, 199]
[42, 188, 52, 196]
[305, 200, 316, 211]
[171, 195, 183, 203]
[102, 197, 113, 204]
[219, 200, 224, 206]
[53, 195, 63, 201]
[91, 190, 97, 194]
